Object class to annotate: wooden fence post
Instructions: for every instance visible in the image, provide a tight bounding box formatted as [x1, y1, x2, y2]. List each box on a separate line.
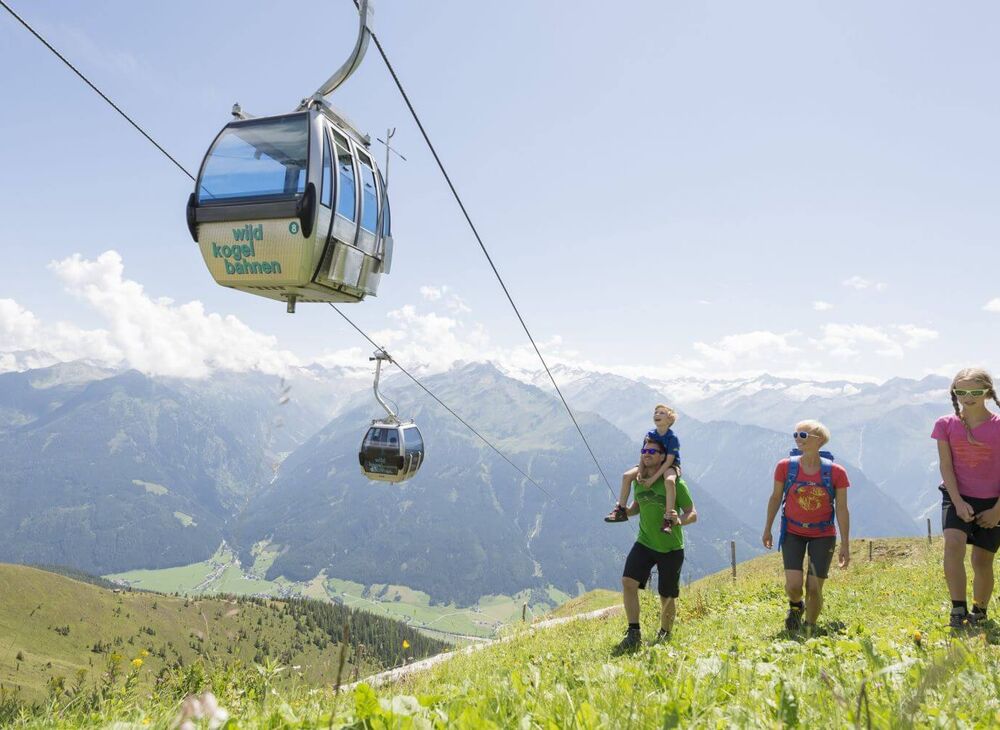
[927, 518, 932, 545]
[868, 540, 873, 562]
[522, 603, 527, 623]
[730, 540, 737, 580]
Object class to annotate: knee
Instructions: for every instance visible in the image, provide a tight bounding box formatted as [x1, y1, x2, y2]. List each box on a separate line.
[971, 550, 996, 570]
[622, 577, 640, 592]
[943, 532, 967, 554]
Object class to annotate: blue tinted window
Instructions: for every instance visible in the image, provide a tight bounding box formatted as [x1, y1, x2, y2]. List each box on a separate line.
[358, 156, 378, 233]
[331, 130, 356, 221]
[198, 115, 308, 203]
[321, 132, 333, 208]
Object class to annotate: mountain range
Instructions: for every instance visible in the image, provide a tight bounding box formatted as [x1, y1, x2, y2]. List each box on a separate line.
[0, 358, 944, 605]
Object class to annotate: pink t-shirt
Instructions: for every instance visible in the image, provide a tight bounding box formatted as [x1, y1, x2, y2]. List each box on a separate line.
[931, 414, 1000, 498]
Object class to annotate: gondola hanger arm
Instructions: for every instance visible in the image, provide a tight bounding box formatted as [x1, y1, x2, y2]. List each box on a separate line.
[369, 348, 398, 423]
[304, 0, 373, 105]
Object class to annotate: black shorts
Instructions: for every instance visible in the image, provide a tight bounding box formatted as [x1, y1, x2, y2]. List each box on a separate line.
[940, 487, 1000, 553]
[623, 542, 684, 598]
[781, 533, 836, 579]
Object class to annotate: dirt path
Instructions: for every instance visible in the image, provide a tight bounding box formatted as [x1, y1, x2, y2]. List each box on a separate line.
[344, 604, 623, 690]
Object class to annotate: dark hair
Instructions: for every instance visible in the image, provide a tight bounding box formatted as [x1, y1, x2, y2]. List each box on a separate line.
[642, 437, 664, 454]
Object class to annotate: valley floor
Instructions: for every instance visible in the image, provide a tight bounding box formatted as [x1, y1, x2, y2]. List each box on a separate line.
[106, 542, 571, 640]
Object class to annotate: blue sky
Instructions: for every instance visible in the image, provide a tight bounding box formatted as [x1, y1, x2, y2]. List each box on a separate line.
[1, 0, 999, 382]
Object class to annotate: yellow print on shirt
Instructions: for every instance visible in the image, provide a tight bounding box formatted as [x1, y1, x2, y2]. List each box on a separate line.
[952, 439, 992, 469]
[794, 485, 828, 513]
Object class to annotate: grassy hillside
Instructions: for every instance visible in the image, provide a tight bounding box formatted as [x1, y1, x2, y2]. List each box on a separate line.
[6, 538, 1000, 727]
[0, 564, 445, 707]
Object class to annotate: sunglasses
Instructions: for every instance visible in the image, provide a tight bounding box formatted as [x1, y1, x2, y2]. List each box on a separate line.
[640, 448, 664, 455]
[792, 431, 820, 440]
[954, 389, 989, 397]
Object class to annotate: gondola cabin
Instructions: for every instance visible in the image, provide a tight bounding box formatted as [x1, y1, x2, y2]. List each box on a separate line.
[359, 421, 424, 483]
[186, 106, 392, 311]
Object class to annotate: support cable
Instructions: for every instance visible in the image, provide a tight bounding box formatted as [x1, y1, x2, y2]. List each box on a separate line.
[0, 0, 195, 182]
[363, 23, 616, 497]
[330, 305, 552, 499]
[1, 1, 560, 500]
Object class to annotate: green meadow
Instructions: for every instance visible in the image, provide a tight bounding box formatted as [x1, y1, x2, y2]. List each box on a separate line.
[8, 537, 1000, 727]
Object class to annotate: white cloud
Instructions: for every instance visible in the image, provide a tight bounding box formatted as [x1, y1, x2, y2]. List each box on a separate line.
[813, 301, 833, 311]
[419, 285, 471, 314]
[896, 324, 939, 349]
[813, 323, 938, 359]
[0, 251, 302, 377]
[983, 298, 1000, 313]
[842, 275, 887, 292]
[693, 330, 800, 365]
[419, 285, 444, 301]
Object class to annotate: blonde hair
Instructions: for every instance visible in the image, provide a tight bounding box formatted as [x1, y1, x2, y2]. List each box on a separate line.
[796, 419, 831, 446]
[653, 404, 677, 422]
[950, 368, 1000, 443]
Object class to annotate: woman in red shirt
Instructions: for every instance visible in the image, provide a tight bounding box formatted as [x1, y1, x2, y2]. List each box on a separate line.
[762, 420, 850, 633]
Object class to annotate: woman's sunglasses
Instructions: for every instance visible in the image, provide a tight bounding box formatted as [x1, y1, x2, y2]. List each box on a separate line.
[792, 431, 820, 440]
[954, 389, 989, 397]
[640, 448, 664, 455]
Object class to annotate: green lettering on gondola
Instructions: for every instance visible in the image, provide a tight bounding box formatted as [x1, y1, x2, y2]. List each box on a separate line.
[211, 223, 281, 276]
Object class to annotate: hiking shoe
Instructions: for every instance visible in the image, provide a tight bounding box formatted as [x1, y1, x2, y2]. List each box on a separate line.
[949, 607, 969, 629]
[660, 516, 673, 533]
[652, 628, 671, 644]
[785, 604, 804, 632]
[604, 505, 628, 523]
[612, 628, 641, 654]
[968, 606, 988, 625]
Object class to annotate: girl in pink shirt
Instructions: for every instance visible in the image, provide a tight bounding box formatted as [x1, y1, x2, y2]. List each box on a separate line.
[932, 367, 1000, 628]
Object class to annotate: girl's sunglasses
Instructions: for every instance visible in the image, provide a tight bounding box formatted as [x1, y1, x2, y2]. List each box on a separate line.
[640, 448, 664, 455]
[792, 431, 820, 439]
[954, 389, 989, 397]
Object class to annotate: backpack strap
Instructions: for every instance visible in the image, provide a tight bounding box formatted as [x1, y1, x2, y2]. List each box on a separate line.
[777, 456, 800, 550]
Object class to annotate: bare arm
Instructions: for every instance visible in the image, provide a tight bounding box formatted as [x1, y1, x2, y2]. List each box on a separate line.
[835, 488, 850, 567]
[938, 440, 974, 521]
[676, 504, 697, 526]
[762, 480, 784, 549]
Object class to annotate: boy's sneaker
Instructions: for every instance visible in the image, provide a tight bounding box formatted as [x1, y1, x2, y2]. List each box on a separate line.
[949, 607, 969, 629]
[652, 628, 671, 645]
[660, 516, 674, 533]
[968, 606, 988, 625]
[604, 505, 628, 523]
[612, 628, 641, 654]
[785, 603, 804, 632]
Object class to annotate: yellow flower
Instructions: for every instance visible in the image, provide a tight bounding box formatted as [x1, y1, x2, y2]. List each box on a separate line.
[402, 639, 410, 649]
[913, 630, 923, 645]
[132, 658, 144, 669]
[140, 649, 150, 657]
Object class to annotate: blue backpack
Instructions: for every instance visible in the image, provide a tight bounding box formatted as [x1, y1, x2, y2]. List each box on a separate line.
[778, 449, 836, 550]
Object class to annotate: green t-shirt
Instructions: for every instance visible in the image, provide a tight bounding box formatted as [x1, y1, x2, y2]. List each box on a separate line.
[635, 476, 693, 554]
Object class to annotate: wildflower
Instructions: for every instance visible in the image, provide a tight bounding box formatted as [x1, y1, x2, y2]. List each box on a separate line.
[178, 691, 230, 730]
[913, 630, 922, 646]
[140, 649, 150, 657]
[402, 639, 410, 649]
[132, 658, 144, 669]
